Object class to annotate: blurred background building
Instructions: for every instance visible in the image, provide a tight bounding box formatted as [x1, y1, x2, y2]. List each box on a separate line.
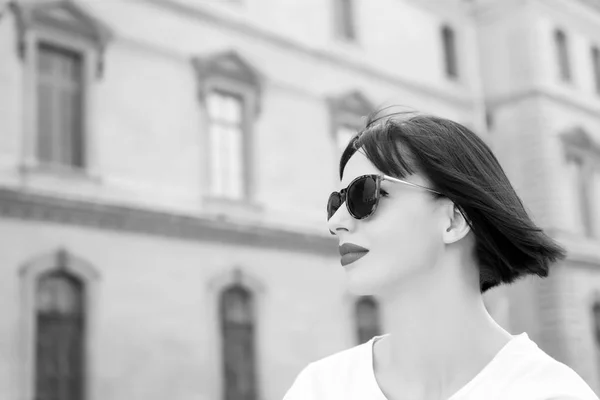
[0, 0, 599, 399]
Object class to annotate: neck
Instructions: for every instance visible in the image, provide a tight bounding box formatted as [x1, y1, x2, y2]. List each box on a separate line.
[373, 260, 513, 398]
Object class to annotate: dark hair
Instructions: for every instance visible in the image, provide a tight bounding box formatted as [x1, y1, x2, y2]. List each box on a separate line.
[340, 110, 566, 293]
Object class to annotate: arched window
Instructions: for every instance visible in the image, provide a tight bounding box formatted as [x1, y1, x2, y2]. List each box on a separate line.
[36, 270, 85, 400]
[220, 285, 256, 400]
[355, 296, 381, 344]
[441, 25, 458, 79]
[555, 29, 571, 82]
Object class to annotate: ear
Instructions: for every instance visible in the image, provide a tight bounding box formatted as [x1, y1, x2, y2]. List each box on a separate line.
[442, 203, 471, 244]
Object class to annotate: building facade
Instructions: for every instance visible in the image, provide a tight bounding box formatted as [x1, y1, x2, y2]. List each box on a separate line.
[0, 0, 599, 399]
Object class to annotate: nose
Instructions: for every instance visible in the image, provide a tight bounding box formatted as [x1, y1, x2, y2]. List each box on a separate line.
[327, 200, 355, 235]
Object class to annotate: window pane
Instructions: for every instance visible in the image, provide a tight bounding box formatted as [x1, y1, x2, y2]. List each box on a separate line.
[209, 124, 225, 196]
[566, 157, 586, 235]
[591, 169, 600, 238]
[228, 126, 244, 199]
[592, 47, 600, 94]
[222, 286, 253, 324]
[37, 81, 57, 163]
[442, 26, 458, 78]
[555, 30, 571, 81]
[37, 44, 84, 168]
[37, 272, 84, 314]
[220, 286, 256, 400]
[207, 91, 245, 199]
[336, 0, 356, 40]
[207, 92, 226, 120]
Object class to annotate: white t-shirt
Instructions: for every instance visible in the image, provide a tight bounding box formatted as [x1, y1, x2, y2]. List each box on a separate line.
[283, 333, 599, 400]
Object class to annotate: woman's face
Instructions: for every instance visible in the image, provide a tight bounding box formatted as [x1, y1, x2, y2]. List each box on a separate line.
[327, 151, 447, 296]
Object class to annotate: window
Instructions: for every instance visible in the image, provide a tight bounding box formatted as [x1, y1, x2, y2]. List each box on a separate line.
[555, 29, 572, 82]
[593, 302, 600, 351]
[566, 155, 590, 236]
[562, 128, 600, 239]
[328, 90, 373, 157]
[11, 1, 111, 173]
[592, 46, 600, 94]
[207, 91, 245, 200]
[37, 43, 85, 168]
[19, 249, 99, 400]
[220, 285, 257, 400]
[441, 25, 458, 79]
[192, 51, 262, 203]
[355, 296, 381, 344]
[36, 271, 85, 400]
[334, 0, 356, 41]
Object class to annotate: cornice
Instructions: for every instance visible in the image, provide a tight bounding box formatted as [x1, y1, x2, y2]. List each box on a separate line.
[486, 88, 600, 120]
[0, 187, 337, 256]
[142, 0, 474, 109]
[578, 0, 600, 12]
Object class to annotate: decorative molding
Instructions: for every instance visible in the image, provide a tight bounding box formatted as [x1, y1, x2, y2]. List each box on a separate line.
[486, 88, 600, 120]
[9, 0, 113, 77]
[328, 90, 374, 119]
[144, 0, 474, 108]
[0, 187, 337, 255]
[191, 50, 262, 116]
[560, 127, 600, 159]
[207, 267, 266, 294]
[19, 247, 101, 282]
[577, 0, 600, 13]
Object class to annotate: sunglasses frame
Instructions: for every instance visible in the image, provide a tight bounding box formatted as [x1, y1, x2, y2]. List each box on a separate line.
[328, 173, 443, 221]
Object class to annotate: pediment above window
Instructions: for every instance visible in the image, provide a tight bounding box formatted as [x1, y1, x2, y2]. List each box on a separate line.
[561, 127, 600, 157]
[192, 50, 261, 87]
[11, 0, 113, 57]
[191, 50, 262, 115]
[206, 267, 265, 294]
[328, 90, 374, 119]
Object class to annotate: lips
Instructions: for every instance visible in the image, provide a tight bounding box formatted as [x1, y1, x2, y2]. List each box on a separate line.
[339, 243, 369, 267]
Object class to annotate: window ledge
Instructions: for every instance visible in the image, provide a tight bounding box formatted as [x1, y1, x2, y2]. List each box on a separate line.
[19, 162, 102, 184]
[202, 195, 264, 221]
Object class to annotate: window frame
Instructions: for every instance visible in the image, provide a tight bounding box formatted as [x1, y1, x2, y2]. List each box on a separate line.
[206, 269, 265, 400]
[220, 284, 257, 400]
[19, 249, 100, 400]
[36, 41, 86, 169]
[192, 51, 262, 205]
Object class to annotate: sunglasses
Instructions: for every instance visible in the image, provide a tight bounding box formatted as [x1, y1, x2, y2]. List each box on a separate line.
[327, 174, 443, 221]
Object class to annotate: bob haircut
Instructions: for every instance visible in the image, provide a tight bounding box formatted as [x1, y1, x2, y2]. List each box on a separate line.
[339, 110, 566, 293]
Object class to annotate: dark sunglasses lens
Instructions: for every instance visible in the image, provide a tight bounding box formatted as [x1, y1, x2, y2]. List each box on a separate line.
[347, 176, 378, 218]
[327, 192, 342, 220]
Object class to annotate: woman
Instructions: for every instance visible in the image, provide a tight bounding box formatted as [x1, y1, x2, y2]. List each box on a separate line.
[283, 112, 598, 400]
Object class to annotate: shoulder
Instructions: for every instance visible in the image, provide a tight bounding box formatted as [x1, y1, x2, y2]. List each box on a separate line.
[506, 336, 598, 400]
[282, 340, 372, 400]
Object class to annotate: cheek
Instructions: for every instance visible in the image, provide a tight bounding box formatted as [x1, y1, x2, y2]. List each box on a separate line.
[374, 201, 443, 269]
